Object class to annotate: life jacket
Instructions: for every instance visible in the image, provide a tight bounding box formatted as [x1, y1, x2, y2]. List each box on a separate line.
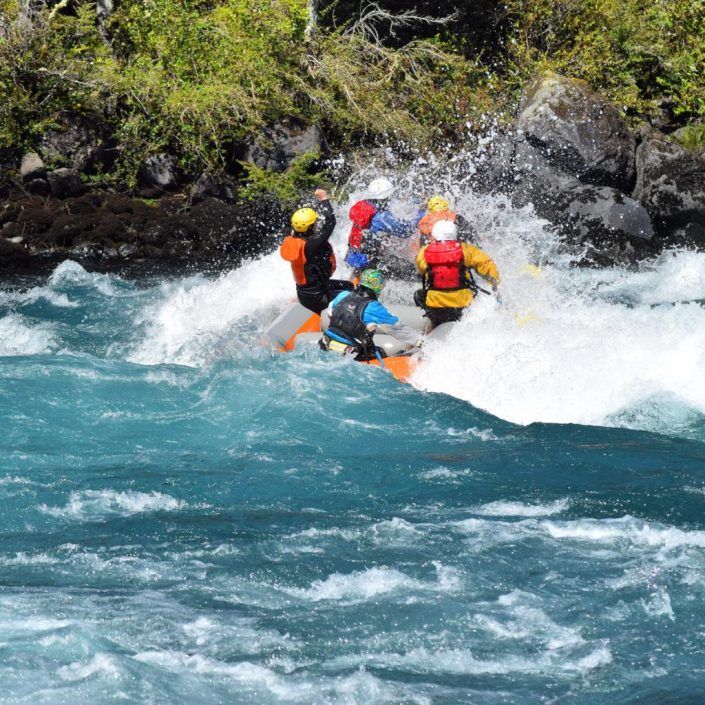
[417, 210, 457, 237]
[327, 291, 374, 346]
[424, 240, 466, 290]
[280, 234, 336, 287]
[348, 200, 378, 249]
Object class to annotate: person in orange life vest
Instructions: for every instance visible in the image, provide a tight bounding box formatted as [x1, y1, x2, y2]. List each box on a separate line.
[345, 177, 416, 274]
[416, 195, 478, 248]
[414, 219, 500, 328]
[280, 189, 354, 314]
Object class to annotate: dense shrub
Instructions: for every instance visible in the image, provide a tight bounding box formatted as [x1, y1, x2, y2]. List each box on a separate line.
[1, 0, 703, 192]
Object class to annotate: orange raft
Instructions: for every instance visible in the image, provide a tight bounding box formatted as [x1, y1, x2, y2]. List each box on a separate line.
[265, 302, 423, 383]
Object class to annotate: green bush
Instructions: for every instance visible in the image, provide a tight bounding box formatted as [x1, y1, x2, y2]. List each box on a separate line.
[1, 0, 703, 196]
[503, 0, 705, 123]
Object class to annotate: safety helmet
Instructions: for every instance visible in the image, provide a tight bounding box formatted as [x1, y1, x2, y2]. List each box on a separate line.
[366, 177, 395, 201]
[431, 219, 458, 241]
[359, 268, 386, 295]
[427, 195, 450, 213]
[291, 207, 317, 233]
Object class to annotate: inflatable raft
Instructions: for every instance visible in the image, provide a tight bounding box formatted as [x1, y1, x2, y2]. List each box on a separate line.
[264, 301, 453, 383]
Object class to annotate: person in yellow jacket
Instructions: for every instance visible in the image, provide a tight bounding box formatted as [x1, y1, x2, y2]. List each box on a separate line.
[414, 219, 500, 328]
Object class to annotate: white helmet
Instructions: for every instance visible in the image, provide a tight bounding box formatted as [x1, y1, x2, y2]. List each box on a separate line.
[431, 219, 458, 241]
[366, 177, 395, 200]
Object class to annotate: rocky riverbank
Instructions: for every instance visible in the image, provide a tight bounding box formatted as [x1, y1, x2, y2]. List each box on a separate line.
[1, 72, 703, 273]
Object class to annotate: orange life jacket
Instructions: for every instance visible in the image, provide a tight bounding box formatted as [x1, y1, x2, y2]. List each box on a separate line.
[424, 240, 465, 290]
[280, 235, 336, 287]
[418, 210, 457, 237]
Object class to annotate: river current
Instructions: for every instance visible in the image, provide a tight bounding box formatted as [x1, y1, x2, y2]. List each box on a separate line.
[1, 182, 705, 704]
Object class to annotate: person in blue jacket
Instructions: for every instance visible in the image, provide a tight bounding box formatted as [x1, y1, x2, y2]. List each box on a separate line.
[346, 178, 418, 277]
[319, 269, 421, 361]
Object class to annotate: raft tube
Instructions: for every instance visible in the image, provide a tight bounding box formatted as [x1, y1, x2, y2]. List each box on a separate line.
[265, 301, 452, 383]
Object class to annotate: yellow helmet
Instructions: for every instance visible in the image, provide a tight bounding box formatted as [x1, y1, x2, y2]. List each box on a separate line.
[291, 207, 318, 233]
[427, 195, 450, 213]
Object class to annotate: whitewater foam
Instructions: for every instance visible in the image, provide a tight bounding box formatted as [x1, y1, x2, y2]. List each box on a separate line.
[0, 313, 57, 356]
[40, 489, 187, 520]
[473, 499, 570, 517]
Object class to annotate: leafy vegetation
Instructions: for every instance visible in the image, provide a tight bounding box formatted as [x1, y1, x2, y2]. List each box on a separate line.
[1, 0, 703, 195]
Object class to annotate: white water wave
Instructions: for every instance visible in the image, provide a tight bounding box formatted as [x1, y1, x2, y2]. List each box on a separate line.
[472, 499, 570, 517]
[40, 489, 188, 520]
[128, 254, 294, 367]
[453, 514, 705, 552]
[0, 313, 57, 356]
[285, 564, 459, 603]
[133, 651, 415, 704]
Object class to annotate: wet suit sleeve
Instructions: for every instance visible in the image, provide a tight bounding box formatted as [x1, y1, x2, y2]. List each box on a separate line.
[463, 244, 500, 287]
[370, 210, 414, 238]
[304, 199, 336, 260]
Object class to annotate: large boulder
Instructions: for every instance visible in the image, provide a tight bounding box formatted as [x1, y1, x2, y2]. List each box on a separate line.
[138, 154, 180, 193]
[47, 168, 85, 199]
[512, 141, 654, 255]
[633, 132, 705, 243]
[516, 73, 636, 192]
[246, 119, 322, 172]
[40, 115, 108, 172]
[190, 172, 237, 203]
[19, 153, 46, 182]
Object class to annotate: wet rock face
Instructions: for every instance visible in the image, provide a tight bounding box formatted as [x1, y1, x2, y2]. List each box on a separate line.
[511, 140, 654, 253]
[245, 119, 322, 172]
[517, 73, 636, 193]
[633, 133, 705, 243]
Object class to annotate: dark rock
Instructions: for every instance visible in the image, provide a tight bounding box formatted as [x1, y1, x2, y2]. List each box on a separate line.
[40, 115, 108, 172]
[93, 212, 127, 243]
[669, 222, 705, 249]
[633, 132, 705, 237]
[118, 243, 138, 259]
[563, 185, 654, 241]
[129, 200, 166, 231]
[472, 132, 517, 195]
[516, 73, 636, 192]
[160, 239, 194, 259]
[26, 178, 51, 197]
[512, 142, 654, 253]
[44, 213, 92, 247]
[47, 168, 85, 199]
[17, 206, 55, 235]
[138, 154, 179, 193]
[1, 223, 25, 239]
[158, 213, 198, 242]
[0, 238, 30, 267]
[246, 118, 322, 172]
[64, 195, 100, 216]
[102, 194, 133, 215]
[190, 172, 237, 203]
[20, 153, 46, 182]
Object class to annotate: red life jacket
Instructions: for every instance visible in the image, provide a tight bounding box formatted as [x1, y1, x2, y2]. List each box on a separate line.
[348, 200, 378, 248]
[424, 241, 466, 290]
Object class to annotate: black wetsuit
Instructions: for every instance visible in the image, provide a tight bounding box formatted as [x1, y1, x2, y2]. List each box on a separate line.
[296, 199, 353, 314]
